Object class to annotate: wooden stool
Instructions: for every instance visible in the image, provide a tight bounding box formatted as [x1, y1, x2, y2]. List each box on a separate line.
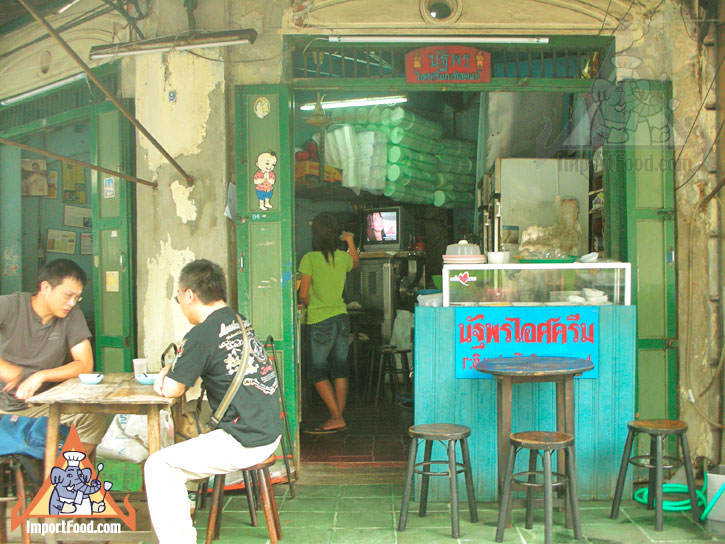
[398, 424, 478, 538]
[495, 431, 582, 544]
[0, 456, 31, 544]
[369, 345, 411, 406]
[205, 454, 281, 544]
[610, 419, 699, 531]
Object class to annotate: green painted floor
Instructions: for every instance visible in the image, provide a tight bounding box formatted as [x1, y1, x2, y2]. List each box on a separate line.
[191, 464, 725, 544]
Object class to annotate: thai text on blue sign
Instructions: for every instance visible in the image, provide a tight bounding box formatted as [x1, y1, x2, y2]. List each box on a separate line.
[455, 306, 599, 379]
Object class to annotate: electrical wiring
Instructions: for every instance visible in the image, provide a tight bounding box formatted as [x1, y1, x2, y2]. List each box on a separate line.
[186, 50, 282, 63]
[675, 119, 725, 192]
[598, 0, 613, 36]
[609, 0, 635, 36]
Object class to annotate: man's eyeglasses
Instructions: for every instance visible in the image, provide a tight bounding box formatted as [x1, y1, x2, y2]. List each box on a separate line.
[63, 293, 83, 304]
[175, 288, 191, 305]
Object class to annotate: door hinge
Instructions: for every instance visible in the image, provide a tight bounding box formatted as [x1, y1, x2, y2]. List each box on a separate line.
[664, 338, 678, 349]
[657, 209, 674, 219]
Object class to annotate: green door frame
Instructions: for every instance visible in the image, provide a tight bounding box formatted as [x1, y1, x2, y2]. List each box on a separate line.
[615, 80, 677, 420]
[236, 85, 298, 442]
[0, 99, 136, 371]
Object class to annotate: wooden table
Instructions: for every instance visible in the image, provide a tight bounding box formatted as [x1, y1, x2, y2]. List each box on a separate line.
[27, 373, 180, 477]
[475, 356, 593, 527]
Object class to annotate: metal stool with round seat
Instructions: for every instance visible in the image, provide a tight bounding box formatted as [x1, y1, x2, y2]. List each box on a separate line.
[398, 423, 478, 538]
[610, 419, 699, 531]
[495, 431, 582, 544]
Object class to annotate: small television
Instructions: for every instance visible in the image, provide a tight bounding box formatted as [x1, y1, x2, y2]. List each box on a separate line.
[362, 206, 412, 252]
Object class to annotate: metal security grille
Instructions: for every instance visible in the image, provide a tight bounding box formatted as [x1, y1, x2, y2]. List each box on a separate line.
[0, 72, 118, 131]
[293, 42, 607, 81]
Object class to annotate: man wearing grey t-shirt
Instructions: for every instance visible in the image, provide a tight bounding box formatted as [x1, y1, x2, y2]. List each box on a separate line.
[0, 259, 106, 453]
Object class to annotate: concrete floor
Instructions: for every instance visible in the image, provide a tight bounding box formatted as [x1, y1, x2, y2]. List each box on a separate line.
[189, 464, 725, 544]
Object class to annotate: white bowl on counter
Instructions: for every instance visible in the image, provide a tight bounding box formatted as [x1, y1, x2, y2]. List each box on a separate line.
[486, 251, 510, 264]
[582, 288, 605, 299]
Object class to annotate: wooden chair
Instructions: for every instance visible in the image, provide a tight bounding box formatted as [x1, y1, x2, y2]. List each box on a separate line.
[205, 454, 281, 544]
[0, 455, 33, 544]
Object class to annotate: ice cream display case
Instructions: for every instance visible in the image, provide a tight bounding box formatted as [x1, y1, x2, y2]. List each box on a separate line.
[442, 262, 631, 307]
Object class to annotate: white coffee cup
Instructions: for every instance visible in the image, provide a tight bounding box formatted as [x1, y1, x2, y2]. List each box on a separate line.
[132, 358, 148, 375]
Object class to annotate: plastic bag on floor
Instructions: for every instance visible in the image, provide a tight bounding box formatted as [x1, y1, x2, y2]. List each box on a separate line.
[391, 310, 412, 351]
[97, 411, 174, 463]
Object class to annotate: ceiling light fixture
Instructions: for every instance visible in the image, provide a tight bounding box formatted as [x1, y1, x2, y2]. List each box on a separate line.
[328, 35, 549, 44]
[89, 29, 258, 60]
[299, 95, 408, 111]
[0, 73, 86, 106]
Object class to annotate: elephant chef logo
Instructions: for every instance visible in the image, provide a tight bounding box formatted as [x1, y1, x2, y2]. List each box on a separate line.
[11, 424, 136, 531]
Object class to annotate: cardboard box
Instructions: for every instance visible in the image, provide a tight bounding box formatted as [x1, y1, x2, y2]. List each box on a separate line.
[295, 161, 342, 185]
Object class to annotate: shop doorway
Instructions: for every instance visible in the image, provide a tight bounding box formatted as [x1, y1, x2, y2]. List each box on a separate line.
[292, 88, 601, 462]
[235, 39, 677, 464]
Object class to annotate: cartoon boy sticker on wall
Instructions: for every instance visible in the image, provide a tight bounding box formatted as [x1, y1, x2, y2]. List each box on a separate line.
[253, 151, 278, 210]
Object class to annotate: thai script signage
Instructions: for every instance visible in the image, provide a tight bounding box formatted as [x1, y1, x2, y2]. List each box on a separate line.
[455, 306, 599, 379]
[405, 46, 491, 84]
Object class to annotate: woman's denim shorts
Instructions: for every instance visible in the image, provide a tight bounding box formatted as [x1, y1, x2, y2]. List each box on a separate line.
[307, 313, 350, 383]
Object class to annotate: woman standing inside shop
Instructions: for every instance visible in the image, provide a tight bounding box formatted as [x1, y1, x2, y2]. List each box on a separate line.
[299, 213, 359, 433]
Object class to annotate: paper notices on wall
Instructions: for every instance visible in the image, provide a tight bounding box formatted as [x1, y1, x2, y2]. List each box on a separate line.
[63, 205, 92, 229]
[63, 162, 86, 203]
[47, 229, 76, 255]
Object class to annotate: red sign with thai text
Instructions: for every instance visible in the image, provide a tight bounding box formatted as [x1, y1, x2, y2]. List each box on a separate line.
[405, 46, 491, 84]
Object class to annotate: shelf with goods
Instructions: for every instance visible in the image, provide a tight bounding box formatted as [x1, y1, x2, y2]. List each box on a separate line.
[589, 171, 604, 252]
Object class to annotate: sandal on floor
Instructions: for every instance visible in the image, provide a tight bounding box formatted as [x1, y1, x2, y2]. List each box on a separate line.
[303, 424, 347, 435]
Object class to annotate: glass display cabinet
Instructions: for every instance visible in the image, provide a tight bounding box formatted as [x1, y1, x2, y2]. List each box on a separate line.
[442, 262, 631, 307]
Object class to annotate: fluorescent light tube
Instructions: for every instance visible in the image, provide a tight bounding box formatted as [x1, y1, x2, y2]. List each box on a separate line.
[89, 38, 253, 59]
[0, 73, 86, 106]
[57, 0, 81, 13]
[88, 30, 257, 60]
[328, 36, 549, 44]
[300, 95, 408, 111]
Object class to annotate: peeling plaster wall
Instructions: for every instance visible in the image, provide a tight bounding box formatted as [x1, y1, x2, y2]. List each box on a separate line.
[133, 42, 229, 365]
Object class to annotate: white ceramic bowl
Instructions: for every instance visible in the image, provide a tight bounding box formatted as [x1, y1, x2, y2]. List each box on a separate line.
[486, 251, 510, 264]
[578, 252, 599, 263]
[135, 373, 159, 385]
[79, 373, 104, 385]
[582, 288, 605, 299]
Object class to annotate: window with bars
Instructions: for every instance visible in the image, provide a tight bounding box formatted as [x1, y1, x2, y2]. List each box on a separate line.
[0, 72, 118, 132]
[292, 42, 609, 81]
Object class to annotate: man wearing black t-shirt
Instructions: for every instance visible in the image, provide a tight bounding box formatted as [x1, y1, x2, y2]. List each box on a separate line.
[145, 259, 281, 543]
